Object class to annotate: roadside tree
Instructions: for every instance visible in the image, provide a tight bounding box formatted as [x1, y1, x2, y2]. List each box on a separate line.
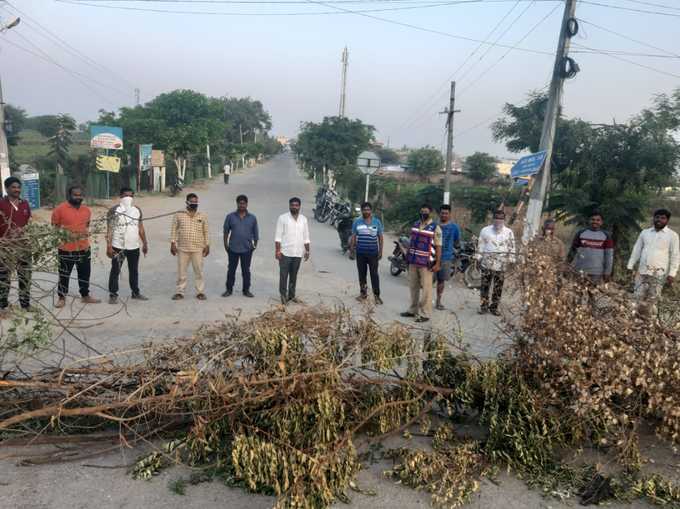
[464, 152, 497, 183]
[406, 147, 443, 180]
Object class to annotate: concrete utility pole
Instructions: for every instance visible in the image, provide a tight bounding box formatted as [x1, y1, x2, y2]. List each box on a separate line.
[339, 46, 348, 118]
[206, 144, 212, 178]
[440, 81, 460, 206]
[0, 17, 21, 196]
[523, 0, 579, 243]
[134, 88, 140, 106]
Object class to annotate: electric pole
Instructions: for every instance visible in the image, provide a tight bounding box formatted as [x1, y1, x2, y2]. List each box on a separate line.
[523, 0, 579, 242]
[134, 88, 140, 106]
[440, 81, 460, 206]
[0, 16, 21, 196]
[339, 46, 348, 118]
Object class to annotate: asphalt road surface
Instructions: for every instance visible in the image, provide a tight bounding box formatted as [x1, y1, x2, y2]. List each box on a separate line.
[2, 155, 659, 509]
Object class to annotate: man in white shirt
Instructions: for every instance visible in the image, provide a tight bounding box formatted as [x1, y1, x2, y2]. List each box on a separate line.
[223, 163, 231, 184]
[476, 210, 515, 316]
[627, 208, 679, 318]
[106, 187, 149, 304]
[274, 197, 310, 305]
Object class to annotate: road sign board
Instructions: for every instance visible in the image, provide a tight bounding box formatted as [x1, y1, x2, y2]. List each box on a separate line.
[357, 150, 380, 176]
[510, 150, 547, 179]
[20, 171, 40, 209]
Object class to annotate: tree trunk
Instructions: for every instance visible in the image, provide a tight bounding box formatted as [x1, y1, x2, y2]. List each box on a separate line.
[173, 157, 187, 181]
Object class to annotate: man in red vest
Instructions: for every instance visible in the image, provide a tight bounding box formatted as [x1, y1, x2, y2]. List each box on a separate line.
[400, 203, 442, 323]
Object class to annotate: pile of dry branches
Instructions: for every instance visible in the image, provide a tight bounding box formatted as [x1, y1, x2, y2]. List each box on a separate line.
[3, 247, 680, 507]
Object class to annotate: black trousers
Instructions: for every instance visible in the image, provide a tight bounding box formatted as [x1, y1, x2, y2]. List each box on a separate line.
[480, 267, 504, 311]
[0, 255, 32, 309]
[279, 255, 301, 299]
[58, 249, 92, 298]
[224, 174, 230, 184]
[356, 253, 380, 296]
[226, 249, 253, 292]
[109, 247, 141, 297]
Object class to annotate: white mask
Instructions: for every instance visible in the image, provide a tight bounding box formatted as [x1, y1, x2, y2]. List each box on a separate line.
[120, 196, 133, 210]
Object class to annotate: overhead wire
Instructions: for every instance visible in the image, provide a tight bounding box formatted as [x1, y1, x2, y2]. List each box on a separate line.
[458, 1, 561, 97]
[3, 0, 138, 90]
[576, 18, 680, 58]
[579, 0, 680, 18]
[0, 37, 120, 107]
[573, 44, 680, 79]
[56, 0, 497, 15]
[392, 0, 523, 136]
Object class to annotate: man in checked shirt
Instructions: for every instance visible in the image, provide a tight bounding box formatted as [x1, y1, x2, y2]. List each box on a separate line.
[170, 193, 210, 300]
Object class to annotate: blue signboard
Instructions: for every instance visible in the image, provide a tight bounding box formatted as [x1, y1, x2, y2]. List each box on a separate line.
[21, 172, 40, 210]
[511, 150, 547, 179]
[140, 144, 153, 172]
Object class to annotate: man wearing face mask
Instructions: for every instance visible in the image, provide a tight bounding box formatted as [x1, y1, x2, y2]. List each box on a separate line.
[52, 185, 101, 308]
[477, 210, 515, 316]
[274, 197, 310, 305]
[532, 219, 566, 263]
[170, 193, 210, 300]
[106, 188, 149, 304]
[400, 203, 442, 323]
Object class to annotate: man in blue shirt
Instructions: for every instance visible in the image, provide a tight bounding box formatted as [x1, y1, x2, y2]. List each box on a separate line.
[222, 195, 259, 298]
[350, 202, 384, 305]
[436, 204, 461, 310]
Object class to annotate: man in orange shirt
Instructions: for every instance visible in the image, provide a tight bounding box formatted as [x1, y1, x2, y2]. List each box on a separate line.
[51, 185, 101, 308]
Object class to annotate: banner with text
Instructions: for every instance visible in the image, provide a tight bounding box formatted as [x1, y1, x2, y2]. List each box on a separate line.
[140, 144, 153, 171]
[96, 155, 121, 173]
[90, 125, 124, 150]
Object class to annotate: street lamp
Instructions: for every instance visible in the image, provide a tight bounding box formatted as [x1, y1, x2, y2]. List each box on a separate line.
[356, 150, 380, 203]
[0, 17, 20, 32]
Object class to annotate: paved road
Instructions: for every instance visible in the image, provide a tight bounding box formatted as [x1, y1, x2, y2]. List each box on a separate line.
[38, 153, 508, 359]
[0, 155, 661, 509]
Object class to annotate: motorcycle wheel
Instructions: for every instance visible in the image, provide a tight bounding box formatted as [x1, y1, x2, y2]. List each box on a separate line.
[390, 259, 403, 277]
[464, 263, 482, 289]
[315, 206, 330, 223]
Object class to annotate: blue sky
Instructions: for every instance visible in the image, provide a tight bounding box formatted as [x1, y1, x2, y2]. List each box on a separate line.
[2, 0, 679, 157]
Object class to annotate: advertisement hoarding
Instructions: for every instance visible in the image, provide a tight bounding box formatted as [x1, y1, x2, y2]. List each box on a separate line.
[90, 125, 124, 150]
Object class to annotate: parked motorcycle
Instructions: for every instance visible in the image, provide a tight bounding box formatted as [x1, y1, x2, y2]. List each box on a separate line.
[336, 214, 354, 256]
[388, 236, 410, 276]
[169, 177, 184, 197]
[451, 229, 482, 289]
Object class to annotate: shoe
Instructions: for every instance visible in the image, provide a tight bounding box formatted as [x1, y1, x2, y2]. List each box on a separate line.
[478, 307, 488, 315]
[356, 294, 368, 302]
[289, 297, 302, 304]
[400, 311, 416, 318]
[280, 295, 288, 305]
[131, 294, 149, 301]
[0, 308, 9, 319]
[196, 293, 207, 301]
[55, 297, 66, 308]
[172, 293, 184, 301]
[243, 291, 255, 298]
[415, 316, 430, 323]
[20, 305, 35, 313]
[82, 296, 101, 304]
[109, 295, 119, 305]
[222, 290, 233, 297]
[374, 296, 383, 305]
[490, 308, 501, 316]
[435, 303, 445, 311]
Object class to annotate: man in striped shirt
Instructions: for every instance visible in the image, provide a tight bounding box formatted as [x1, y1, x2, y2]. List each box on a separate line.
[350, 202, 383, 304]
[567, 211, 614, 284]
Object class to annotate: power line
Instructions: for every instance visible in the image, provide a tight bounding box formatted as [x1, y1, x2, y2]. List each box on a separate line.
[393, 0, 523, 135]
[577, 18, 680, 58]
[574, 44, 680, 79]
[0, 37, 119, 106]
[458, 2, 563, 97]
[3, 0, 137, 90]
[579, 0, 680, 18]
[572, 47, 680, 59]
[56, 0, 518, 15]
[60, 0, 558, 4]
[622, 0, 680, 12]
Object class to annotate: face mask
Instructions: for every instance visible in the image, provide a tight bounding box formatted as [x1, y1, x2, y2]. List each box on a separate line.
[187, 203, 198, 211]
[420, 213, 430, 221]
[120, 196, 133, 209]
[69, 197, 83, 207]
[493, 219, 504, 229]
